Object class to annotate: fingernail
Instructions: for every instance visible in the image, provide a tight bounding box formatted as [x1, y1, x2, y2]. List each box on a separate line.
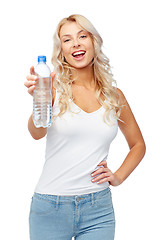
[91, 174, 94, 176]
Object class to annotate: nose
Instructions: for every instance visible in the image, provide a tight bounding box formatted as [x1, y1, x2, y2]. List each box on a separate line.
[73, 38, 80, 48]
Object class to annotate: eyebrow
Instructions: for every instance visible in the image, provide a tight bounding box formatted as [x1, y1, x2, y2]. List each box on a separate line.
[61, 30, 86, 38]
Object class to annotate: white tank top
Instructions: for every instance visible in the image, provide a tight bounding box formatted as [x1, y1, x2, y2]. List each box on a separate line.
[34, 89, 118, 195]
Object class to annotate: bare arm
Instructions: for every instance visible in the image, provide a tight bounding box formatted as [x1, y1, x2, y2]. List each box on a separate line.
[114, 88, 146, 183]
[91, 88, 146, 186]
[28, 113, 48, 140]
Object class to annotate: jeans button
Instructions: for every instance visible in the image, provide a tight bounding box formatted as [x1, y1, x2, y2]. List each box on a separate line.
[76, 197, 83, 202]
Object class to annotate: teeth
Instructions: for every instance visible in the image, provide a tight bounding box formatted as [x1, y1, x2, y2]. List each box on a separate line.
[73, 51, 85, 56]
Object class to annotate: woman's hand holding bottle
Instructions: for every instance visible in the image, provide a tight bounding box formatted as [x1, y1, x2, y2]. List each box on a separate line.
[24, 66, 56, 97]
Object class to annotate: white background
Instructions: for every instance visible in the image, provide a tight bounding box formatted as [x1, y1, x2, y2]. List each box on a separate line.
[0, 0, 159, 239]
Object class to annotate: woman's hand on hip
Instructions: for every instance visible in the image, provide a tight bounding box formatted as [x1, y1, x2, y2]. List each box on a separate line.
[91, 160, 122, 187]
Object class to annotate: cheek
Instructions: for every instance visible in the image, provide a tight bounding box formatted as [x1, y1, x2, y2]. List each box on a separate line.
[62, 49, 72, 62]
[87, 46, 95, 59]
[61, 43, 69, 56]
[86, 40, 94, 57]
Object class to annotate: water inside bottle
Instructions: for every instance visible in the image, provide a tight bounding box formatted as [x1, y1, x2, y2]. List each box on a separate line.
[33, 77, 52, 128]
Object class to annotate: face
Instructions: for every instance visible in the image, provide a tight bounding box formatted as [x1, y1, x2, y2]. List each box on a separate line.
[59, 21, 94, 69]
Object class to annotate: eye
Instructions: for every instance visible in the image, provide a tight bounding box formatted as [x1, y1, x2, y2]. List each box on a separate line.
[80, 35, 87, 39]
[64, 39, 70, 43]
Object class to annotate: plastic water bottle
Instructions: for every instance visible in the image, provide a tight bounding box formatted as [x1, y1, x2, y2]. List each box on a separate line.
[33, 56, 52, 128]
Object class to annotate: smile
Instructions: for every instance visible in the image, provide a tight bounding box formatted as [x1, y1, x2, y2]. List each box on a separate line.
[72, 50, 86, 60]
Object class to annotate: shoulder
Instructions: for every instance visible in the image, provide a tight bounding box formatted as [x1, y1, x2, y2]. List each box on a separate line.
[116, 87, 124, 97]
[116, 88, 134, 124]
[116, 87, 127, 105]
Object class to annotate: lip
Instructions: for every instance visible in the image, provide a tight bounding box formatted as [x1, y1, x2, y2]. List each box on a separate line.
[71, 50, 86, 61]
[72, 50, 86, 56]
[73, 54, 85, 61]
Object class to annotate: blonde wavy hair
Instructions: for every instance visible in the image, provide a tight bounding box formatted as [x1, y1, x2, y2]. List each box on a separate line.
[51, 14, 121, 124]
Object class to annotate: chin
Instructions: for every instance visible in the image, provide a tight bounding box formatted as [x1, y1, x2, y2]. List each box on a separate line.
[69, 60, 93, 69]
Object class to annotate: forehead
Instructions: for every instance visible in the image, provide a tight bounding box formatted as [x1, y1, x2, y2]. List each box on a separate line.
[60, 22, 86, 38]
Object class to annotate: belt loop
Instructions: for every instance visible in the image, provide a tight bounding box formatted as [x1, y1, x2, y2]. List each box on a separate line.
[91, 193, 94, 206]
[56, 196, 59, 210]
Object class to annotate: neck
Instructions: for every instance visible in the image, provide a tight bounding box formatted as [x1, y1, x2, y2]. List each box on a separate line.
[71, 65, 95, 89]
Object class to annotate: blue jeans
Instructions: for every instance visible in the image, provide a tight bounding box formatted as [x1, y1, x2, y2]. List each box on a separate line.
[29, 187, 115, 240]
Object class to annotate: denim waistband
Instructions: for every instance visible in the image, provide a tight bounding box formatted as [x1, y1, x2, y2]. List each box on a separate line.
[33, 187, 111, 205]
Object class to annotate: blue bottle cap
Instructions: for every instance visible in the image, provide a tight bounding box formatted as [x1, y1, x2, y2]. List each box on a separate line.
[38, 55, 46, 63]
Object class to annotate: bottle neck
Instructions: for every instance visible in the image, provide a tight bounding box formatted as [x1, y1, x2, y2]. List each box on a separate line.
[38, 61, 46, 64]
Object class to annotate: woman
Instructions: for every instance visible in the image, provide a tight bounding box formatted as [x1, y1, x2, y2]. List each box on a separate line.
[25, 14, 146, 240]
